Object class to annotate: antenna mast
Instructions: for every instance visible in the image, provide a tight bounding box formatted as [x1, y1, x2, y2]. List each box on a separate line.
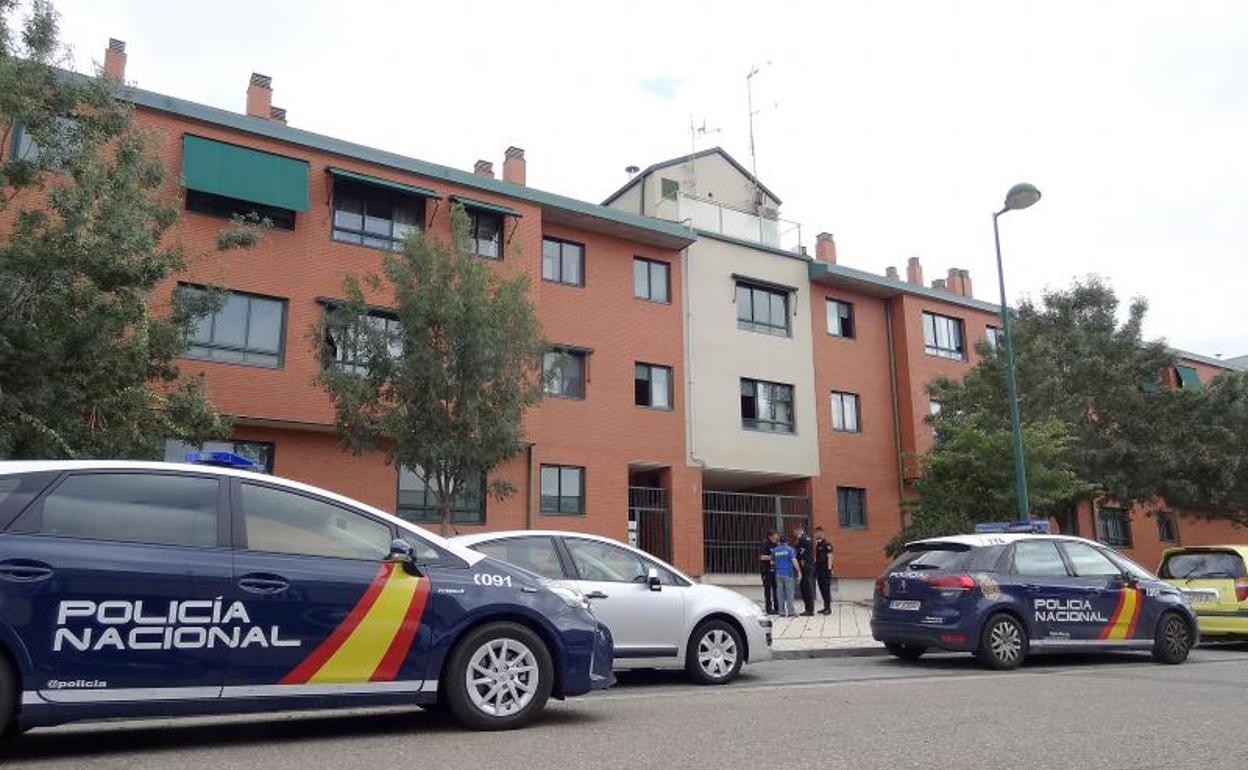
[746, 63, 772, 212]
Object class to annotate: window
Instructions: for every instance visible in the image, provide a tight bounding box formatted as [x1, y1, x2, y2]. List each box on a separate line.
[1012, 540, 1069, 577]
[635, 363, 672, 409]
[397, 466, 484, 525]
[182, 287, 285, 368]
[16, 473, 219, 548]
[1174, 365, 1202, 391]
[1096, 507, 1132, 547]
[241, 482, 391, 560]
[633, 257, 670, 303]
[542, 237, 584, 286]
[985, 325, 1005, 353]
[826, 299, 855, 338]
[736, 281, 790, 336]
[8, 121, 38, 162]
[332, 179, 423, 250]
[1062, 541, 1122, 577]
[323, 307, 402, 375]
[837, 487, 867, 528]
[922, 312, 965, 360]
[543, 349, 586, 399]
[186, 189, 296, 230]
[8, 118, 80, 171]
[660, 177, 679, 201]
[540, 464, 584, 514]
[740, 378, 795, 433]
[475, 537, 565, 580]
[831, 391, 860, 433]
[163, 439, 275, 474]
[565, 538, 647, 583]
[1156, 511, 1178, 543]
[468, 209, 503, 259]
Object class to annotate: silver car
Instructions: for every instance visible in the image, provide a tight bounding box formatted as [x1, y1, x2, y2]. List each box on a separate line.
[452, 531, 772, 684]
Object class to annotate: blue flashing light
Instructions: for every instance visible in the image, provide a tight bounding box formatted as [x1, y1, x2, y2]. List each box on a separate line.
[184, 450, 261, 471]
[974, 520, 1051, 535]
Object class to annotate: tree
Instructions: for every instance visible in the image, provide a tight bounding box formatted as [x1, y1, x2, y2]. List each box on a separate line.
[0, 1, 253, 459]
[905, 276, 1247, 547]
[315, 205, 547, 535]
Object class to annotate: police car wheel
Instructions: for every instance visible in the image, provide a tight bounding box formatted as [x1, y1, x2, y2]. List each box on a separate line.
[0, 654, 16, 737]
[1151, 613, 1192, 665]
[884, 642, 926, 661]
[445, 622, 553, 730]
[977, 614, 1027, 670]
[685, 620, 744, 685]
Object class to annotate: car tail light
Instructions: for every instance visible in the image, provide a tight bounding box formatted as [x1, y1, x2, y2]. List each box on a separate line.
[926, 574, 976, 591]
[1235, 577, 1248, 603]
[874, 576, 890, 598]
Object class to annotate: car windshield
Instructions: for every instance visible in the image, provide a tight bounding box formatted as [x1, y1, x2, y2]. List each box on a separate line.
[1159, 551, 1247, 580]
[891, 545, 969, 571]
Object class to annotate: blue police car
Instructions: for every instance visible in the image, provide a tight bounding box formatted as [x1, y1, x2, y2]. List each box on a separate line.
[871, 531, 1198, 669]
[0, 459, 614, 735]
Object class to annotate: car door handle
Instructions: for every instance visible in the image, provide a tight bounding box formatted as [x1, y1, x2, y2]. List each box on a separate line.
[585, 590, 609, 600]
[0, 561, 53, 582]
[237, 575, 290, 595]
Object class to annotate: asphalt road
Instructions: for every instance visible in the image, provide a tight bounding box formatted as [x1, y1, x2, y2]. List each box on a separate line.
[6, 645, 1248, 770]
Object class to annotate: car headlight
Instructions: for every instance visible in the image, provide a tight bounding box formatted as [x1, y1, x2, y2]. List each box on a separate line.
[740, 600, 767, 621]
[546, 584, 592, 613]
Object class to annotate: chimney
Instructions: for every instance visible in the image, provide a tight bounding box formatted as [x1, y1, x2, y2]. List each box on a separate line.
[906, 256, 924, 286]
[503, 146, 526, 185]
[269, 107, 287, 125]
[931, 278, 947, 291]
[104, 38, 126, 83]
[885, 266, 900, 281]
[474, 160, 495, 179]
[246, 73, 273, 120]
[946, 268, 964, 296]
[959, 268, 973, 298]
[815, 232, 837, 263]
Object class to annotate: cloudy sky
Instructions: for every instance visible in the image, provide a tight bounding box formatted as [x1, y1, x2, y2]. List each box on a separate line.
[52, 0, 1247, 359]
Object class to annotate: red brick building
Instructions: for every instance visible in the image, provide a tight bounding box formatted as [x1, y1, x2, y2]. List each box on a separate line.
[6, 41, 1245, 582]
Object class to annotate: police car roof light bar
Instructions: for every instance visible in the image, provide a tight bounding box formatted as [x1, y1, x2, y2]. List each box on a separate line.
[974, 520, 1051, 535]
[184, 450, 261, 471]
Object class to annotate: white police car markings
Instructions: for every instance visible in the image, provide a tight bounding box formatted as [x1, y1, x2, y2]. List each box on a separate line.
[53, 598, 300, 652]
[473, 573, 513, 588]
[1033, 598, 1109, 624]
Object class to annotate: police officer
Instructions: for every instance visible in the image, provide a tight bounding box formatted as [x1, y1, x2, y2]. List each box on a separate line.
[758, 530, 779, 615]
[814, 526, 835, 614]
[793, 525, 815, 616]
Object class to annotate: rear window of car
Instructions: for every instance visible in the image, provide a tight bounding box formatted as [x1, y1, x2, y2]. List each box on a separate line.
[1159, 551, 1247, 580]
[890, 544, 971, 572]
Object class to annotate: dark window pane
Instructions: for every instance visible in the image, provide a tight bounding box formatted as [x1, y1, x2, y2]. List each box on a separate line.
[635, 364, 650, 406]
[1013, 541, 1068, 577]
[1063, 541, 1122, 576]
[476, 537, 565, 580]
[34, 473, 219, 548]
[214, 293, 249, 348]
[736, 285, 752, 321]
[333, 191, 363, 231]
[566, 538, 646, 583]
[242, 483, 390, 560]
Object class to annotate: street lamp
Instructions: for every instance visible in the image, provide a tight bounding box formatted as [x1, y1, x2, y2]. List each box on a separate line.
[993, 182, 1040, 522]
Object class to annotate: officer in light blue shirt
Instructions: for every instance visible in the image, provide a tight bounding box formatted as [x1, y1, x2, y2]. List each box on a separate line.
[770, 540, 801, 617]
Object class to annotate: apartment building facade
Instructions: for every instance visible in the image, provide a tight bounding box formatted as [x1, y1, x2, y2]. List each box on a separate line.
[6, 41, 1245, 581]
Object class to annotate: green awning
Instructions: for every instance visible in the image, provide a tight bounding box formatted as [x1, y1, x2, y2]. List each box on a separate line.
[327, 167, 439, 199]
[450, 195, 520, 218]
[181, 134, 309, 212]
[1175, 365, 1202, 390]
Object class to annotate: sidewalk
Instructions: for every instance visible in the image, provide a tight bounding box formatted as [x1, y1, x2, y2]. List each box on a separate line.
[766, 602, 883, 659]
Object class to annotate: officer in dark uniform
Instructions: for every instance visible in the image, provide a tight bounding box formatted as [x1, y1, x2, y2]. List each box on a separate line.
[794, 525, 815, 616]
[814, 526, 835, 614]
[759, 530, 779, 615]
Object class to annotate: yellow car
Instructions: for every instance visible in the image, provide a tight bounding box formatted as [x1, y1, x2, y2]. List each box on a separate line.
[1159, 546, 1248, 638]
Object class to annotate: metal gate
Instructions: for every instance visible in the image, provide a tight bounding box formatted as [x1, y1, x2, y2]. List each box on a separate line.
[702, 491, 810, 574]
[628, 486, 671, 563]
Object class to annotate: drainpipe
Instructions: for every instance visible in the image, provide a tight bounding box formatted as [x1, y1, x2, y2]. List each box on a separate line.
[525, 444, 535, 529]
[884, 298, 908, 522]
[682, 240, 704, 468]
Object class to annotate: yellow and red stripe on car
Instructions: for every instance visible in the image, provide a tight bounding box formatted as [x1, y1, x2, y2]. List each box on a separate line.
[281, 561, 431, 684]
[1098, 587, 1142, 640]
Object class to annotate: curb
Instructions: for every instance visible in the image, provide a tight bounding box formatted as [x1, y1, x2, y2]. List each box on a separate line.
[771, 645, 887, 661]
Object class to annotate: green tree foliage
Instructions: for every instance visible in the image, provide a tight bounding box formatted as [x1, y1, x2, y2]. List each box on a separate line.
[0, 1, 250, 459]
[316, 206, 547, 535]
[899, 277, 1247, 550]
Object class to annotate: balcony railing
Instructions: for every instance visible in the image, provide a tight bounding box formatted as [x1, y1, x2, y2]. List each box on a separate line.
[677, 194, 803, 253]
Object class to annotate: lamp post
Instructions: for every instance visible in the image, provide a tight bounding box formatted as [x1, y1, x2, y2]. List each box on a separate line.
[993, 182, 1041, 522]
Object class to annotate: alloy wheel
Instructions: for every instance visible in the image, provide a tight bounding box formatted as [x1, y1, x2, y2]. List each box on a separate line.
[697, 628, 739, 679]
[465, 638, 539, 717]
[989, 620, 1022, 665]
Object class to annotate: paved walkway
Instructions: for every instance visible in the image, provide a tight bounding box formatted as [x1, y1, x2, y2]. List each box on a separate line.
[766, 602, 879, 657]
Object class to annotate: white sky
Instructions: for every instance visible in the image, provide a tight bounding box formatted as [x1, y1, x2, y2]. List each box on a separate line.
[51, 0, 1248, 359]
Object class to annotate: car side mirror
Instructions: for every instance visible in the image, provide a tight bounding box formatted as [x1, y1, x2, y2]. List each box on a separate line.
[647, 567, 662, 592]
[388, 539, 420, 575]
[1120, 571, 1139, 588]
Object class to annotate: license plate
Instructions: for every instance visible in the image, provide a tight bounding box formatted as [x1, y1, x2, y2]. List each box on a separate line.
[1183, 589, 1220, 605]
[889, 600, 921, 611]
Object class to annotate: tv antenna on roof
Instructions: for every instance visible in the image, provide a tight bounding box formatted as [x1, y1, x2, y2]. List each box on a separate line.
[687, 115, 720, 198]
[746, 62, 777, 211]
